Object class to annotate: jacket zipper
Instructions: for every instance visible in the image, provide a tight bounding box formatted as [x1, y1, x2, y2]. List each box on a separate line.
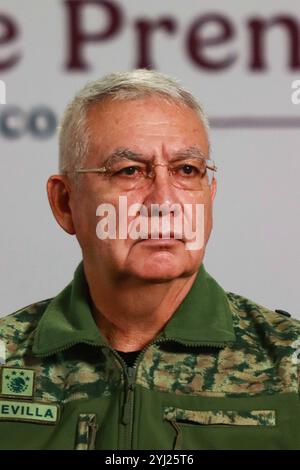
[98, 347, 138, 450]
[109, 337, 229, 450]
[121, 366, 136, 449]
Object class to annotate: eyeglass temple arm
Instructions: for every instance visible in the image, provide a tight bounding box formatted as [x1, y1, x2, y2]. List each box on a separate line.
[75, 168, 107, 174]
[206, 164, 217, 172]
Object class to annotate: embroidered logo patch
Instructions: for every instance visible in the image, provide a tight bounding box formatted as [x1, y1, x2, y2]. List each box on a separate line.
[0, 367, 35, 398]
[0, 400, 59, 424]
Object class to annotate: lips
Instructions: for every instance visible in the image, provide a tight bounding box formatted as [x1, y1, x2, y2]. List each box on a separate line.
[132, 231, 184, 247]
[137, 229, 183, 240]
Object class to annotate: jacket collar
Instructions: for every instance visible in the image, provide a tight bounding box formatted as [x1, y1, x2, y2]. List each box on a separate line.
[33, 261, 235, 356]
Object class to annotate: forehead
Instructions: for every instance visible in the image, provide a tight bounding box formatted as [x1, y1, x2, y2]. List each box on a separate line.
[86, 97, 209, 162]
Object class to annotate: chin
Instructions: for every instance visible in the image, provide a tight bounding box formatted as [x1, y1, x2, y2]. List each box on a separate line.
[129, 252, 193, 283]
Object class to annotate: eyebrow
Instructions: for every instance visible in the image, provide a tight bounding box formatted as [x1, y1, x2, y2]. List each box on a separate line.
[102, 148, 144, 166]
[102, 146, 209, 167]
[173, 146, 208, 160]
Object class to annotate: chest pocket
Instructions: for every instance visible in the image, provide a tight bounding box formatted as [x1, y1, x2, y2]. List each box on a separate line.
[163, 407, 276, 450]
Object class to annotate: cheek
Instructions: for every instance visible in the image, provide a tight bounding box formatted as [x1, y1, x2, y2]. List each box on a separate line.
[203, 202, 213, 245]
[71, 193, 101, 240]
[113, 194, 146, 236]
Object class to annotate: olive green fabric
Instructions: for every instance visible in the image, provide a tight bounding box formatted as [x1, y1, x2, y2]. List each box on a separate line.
[0, 261, 300, 449]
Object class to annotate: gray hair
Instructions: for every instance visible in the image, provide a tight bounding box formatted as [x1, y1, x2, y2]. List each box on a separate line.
[58, 69, 210, 175]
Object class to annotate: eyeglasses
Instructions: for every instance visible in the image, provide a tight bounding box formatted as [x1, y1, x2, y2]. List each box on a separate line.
[74, 156, 217, 191]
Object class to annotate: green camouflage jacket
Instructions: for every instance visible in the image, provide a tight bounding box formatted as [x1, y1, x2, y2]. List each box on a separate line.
[0, 262, 300, 450]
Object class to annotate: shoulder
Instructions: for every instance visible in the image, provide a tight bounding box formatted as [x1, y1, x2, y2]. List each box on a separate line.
[226, 291, 300, 348]
[0, 299, 52, 363]
[226, 292, 300, 393]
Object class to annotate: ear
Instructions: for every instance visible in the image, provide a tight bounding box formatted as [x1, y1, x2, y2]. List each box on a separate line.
[47, 175, 76, 235]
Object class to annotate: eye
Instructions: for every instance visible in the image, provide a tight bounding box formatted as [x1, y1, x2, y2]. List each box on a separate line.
[182, 164, 196, 175]
[177, 164, 204, 176]
[113, 165, 144, 177]
[173, 158, 208, 178]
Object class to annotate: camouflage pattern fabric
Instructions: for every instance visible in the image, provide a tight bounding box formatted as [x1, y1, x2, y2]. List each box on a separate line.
[0, 266, 299, 403]
[0, 262, 300, 449]
[163, 407, 276, 426]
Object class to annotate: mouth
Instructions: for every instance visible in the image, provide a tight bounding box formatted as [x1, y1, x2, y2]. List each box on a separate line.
[133, 232, 184, 247]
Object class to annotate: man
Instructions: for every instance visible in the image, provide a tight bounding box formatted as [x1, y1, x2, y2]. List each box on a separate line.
[0, 69, 299, 450]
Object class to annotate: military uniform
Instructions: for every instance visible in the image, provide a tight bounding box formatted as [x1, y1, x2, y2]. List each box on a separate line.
[0, 262, 300, 450]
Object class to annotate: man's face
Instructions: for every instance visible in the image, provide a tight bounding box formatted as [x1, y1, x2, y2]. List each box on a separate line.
[68, 96, 216, 283]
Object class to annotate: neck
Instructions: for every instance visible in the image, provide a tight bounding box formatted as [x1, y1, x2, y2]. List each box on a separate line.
[84, 265, 198, 352]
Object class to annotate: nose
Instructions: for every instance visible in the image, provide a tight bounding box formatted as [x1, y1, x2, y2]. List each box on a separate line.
[142, 164, 179, 213]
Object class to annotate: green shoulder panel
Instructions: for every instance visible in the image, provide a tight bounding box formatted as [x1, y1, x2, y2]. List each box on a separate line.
[227, 291, 300, 345]
[0, 299, 52, 364]
[0, 298, 123, 404]
[227, 292, 300, 395]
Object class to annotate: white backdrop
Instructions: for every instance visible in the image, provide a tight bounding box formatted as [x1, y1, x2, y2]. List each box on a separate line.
[0, 0, 299, 317]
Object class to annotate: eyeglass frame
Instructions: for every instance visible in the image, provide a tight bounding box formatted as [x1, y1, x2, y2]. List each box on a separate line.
[73, 156, 218, 190]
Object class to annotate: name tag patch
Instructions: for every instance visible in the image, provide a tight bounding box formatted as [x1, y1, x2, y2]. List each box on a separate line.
[0, 367, 35, 398]
[0, 400, 59, 424]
